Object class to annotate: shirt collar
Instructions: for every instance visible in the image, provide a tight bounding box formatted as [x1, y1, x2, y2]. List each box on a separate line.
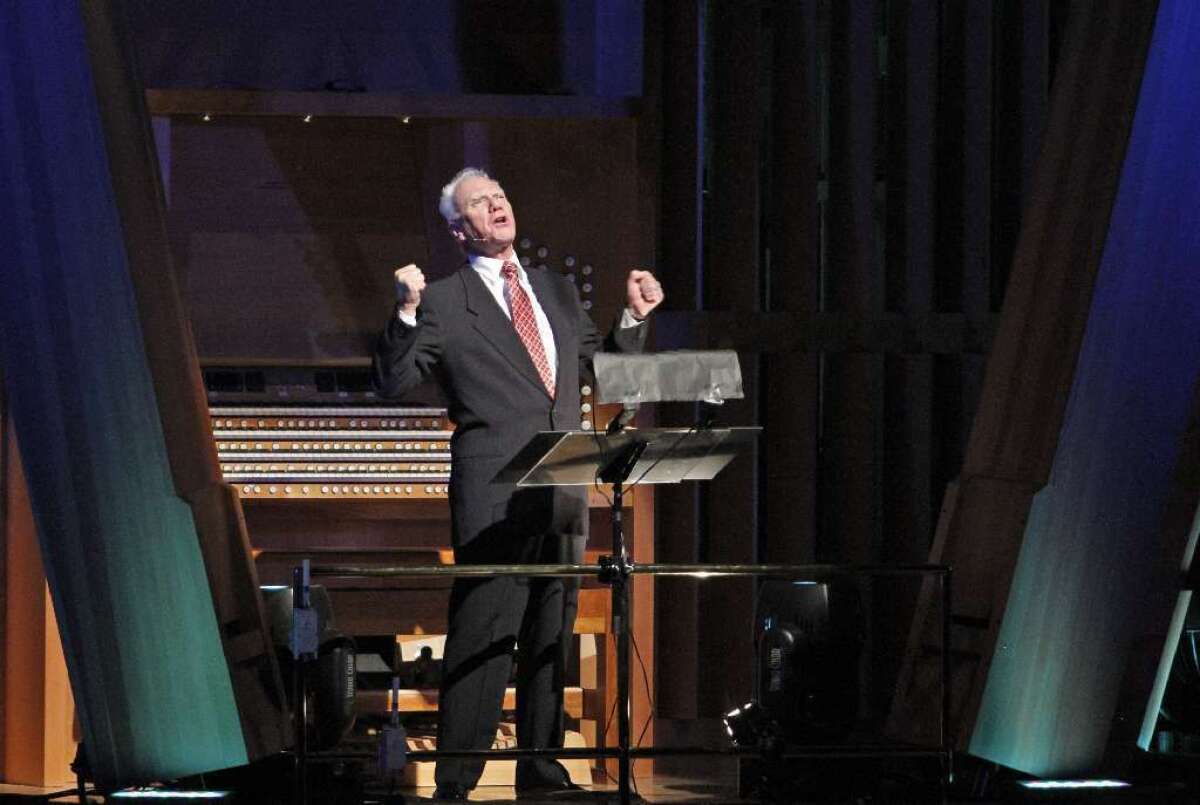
[469, 252, 522, 284]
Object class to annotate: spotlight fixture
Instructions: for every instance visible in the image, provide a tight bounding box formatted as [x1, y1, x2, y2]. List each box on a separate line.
[110, 791, 231, 800]
[723, 701, 776, 749]
[1017, 779, 1131, 790]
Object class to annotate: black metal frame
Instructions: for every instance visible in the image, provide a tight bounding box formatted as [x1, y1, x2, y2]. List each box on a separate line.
[290, 549, 952, 804]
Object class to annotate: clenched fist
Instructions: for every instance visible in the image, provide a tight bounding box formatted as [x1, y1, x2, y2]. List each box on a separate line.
[394, 263, 426, 316]
[626, 269, 664, 320]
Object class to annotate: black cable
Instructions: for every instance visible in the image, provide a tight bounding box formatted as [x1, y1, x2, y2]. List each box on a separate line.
[586, 393, 701, 500]
[587, 397, 616, 509]
[629, 628, 657, 797]
[597, 664, 621, 787]
[624, 423, 697, 490]
[631, 631, 655, 747]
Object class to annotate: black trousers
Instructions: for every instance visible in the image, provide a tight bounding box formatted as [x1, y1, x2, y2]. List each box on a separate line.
[434, 531, 584, 789]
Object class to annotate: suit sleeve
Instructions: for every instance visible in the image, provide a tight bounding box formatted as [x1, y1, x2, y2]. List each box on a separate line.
[575, 288, 648, 386]
[372, 299, 444, 399]
[606, 313, 648, 355]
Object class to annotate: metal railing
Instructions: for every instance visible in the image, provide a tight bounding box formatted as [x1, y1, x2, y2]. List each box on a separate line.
[288, 559, 953, 804]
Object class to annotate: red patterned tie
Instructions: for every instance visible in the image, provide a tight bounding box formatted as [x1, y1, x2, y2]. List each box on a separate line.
[501, 261, 555, 398]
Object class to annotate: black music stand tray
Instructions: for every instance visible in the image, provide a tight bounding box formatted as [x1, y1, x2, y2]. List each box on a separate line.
[497, 426, 760, 804]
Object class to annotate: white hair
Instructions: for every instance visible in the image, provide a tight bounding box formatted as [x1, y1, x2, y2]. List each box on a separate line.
[439, 167, 494, 224]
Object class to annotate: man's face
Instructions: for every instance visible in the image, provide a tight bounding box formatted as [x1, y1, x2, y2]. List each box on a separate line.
[452, 176, 516, 256]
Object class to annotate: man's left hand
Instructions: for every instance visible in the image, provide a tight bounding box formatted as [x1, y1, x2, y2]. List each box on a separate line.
[626, 269, 664, 320]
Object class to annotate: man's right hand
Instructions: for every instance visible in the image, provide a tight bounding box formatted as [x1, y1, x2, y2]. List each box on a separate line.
[394, 264, 425, 316]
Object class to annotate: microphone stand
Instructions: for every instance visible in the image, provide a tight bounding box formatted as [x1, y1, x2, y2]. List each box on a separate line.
[597, 433, 648, 804]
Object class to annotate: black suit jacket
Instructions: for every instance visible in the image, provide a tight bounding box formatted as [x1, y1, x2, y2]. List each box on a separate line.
[373, 263, 646, 557]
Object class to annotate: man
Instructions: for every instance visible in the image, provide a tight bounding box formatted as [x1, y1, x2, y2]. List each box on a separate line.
[372, 167, 663, 800]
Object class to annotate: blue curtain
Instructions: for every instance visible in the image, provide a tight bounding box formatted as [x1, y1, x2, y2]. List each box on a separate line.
[0, 2, 248, 786]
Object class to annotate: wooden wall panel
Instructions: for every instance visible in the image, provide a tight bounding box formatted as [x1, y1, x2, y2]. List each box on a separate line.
[823, 0, 884, 719]
[640, 0, 1073, 751]
[763, 0, 820, 567]
[698, 0, 764, 714]
[649, 0, 705, 721]
[168, 117, 426, 362]
[168, 116, 641, 366]
[2, 420, 75, 786]
[879, 0, 939, 723]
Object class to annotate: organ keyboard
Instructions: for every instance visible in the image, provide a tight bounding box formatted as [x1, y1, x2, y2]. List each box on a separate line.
[211, 405, 453, 499]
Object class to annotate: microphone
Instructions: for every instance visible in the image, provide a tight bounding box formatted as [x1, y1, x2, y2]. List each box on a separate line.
[606, 403, 639, 435]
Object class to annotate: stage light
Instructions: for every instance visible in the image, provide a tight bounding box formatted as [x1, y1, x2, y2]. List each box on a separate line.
[111, 795, 227, 801]
[722, 701, 773, 748]
[1017, 779, 1130, 790]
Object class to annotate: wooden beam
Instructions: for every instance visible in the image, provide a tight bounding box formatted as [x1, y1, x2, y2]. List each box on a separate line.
[355, 686, 585, 719]
[654, 311, 999, 354]
[649, 0, 705, 722]
[762, 0, 821, 567]
[698, 0, 764, 716]
[146, 89, 640, 120]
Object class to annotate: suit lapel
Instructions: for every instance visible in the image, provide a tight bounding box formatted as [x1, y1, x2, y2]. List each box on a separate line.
[460, 264, 553, 398]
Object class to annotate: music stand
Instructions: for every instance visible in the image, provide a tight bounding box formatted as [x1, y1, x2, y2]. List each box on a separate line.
[498, 425, 760, 804]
